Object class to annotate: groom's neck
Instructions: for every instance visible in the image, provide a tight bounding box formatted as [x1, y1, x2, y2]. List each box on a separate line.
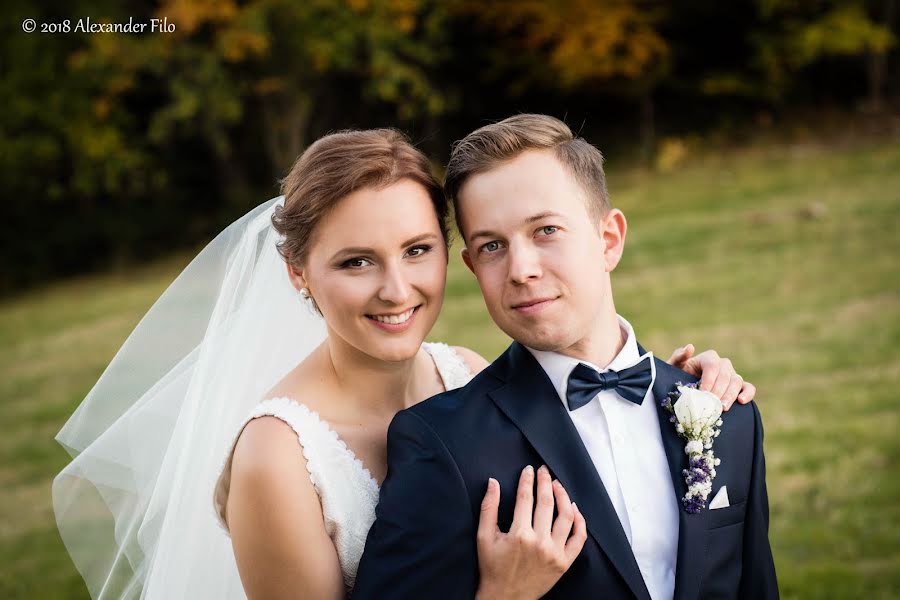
[556, 304, 625, 369]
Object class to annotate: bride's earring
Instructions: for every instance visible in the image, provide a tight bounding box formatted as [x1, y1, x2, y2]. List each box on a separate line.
[298, 285, 320, 315]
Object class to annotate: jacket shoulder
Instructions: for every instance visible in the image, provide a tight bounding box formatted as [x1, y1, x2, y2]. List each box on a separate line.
[404, 366, 501, 427]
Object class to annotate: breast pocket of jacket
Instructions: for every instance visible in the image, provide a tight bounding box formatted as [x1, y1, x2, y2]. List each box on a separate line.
[706, 500, 746, 530]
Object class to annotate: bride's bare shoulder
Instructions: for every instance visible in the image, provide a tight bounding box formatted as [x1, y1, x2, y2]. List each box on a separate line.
[229, 417, 307, 496]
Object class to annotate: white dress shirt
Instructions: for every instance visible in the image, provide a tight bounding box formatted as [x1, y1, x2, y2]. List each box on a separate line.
[526, 315, 679, 600]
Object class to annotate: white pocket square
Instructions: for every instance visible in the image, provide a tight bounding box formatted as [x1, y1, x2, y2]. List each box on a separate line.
[709, 486, 730, 510]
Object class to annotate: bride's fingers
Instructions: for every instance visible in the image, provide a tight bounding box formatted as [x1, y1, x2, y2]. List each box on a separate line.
[511, 465, 535, 531]
[477, 477, 501, 542]
[668, 344, 694, 368]
[737, 381, 756, 404]
[697, 351, 721, 391]
[564, 504, 587, 563]
[550, 480, 575, 547]
[720, 374, 743, 411]
[532, 466, 554, 534]
[709, 358, 734, 400]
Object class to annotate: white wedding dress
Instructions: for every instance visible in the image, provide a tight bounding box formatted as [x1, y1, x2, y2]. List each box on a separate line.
[213, 341, 475, 593]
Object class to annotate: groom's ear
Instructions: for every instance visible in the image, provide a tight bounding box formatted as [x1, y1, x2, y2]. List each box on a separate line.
[460, 247, 475, 274]
[600, 209, 627, 272]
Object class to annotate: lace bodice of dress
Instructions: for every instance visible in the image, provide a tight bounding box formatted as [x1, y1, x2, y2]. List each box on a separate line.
[213, 342, 474, 593]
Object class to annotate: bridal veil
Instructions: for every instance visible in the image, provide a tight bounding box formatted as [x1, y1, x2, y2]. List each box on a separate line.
[52, 197, 326, 598]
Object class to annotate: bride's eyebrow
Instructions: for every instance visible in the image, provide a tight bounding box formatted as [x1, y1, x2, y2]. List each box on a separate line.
[400, 233, 439, 247]
[332, 246, 373, 259]
[329, 233, 440, 261]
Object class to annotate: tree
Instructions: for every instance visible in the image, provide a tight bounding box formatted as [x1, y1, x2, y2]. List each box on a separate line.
[452, 0, 669, 157]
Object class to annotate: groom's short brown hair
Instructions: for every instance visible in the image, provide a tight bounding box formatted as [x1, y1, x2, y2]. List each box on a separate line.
[444, 114, 611, 234]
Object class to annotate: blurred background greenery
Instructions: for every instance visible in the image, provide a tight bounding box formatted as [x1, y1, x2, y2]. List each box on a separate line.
[1, 0, 899, 598]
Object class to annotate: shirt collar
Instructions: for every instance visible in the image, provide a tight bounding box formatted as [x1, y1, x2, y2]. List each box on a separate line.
[525, 315, 651, 408]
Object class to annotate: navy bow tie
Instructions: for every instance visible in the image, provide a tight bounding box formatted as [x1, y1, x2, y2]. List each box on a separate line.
[565, 356, 653, 411]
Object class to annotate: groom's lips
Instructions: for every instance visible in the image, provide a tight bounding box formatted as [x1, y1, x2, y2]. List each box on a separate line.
[511, 297, 558, 315]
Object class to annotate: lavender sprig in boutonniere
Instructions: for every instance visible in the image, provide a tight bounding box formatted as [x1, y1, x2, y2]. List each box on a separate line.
[661, 382, 723, 513]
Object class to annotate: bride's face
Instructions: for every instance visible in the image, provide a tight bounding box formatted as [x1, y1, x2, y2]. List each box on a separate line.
[292, 179, 448, 363]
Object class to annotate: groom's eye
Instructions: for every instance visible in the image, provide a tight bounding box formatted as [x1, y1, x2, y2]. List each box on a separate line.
[480, 241, 502, 254]
[538, 226, 559, 236]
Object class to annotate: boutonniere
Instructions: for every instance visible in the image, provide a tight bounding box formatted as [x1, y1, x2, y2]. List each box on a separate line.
[661, 382, 723, 513]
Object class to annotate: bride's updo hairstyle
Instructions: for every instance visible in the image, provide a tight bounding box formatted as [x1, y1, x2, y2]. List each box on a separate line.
[272, 128, 448, 269]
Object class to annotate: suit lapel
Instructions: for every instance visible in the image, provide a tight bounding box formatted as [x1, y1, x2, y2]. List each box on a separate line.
[487, 343, 651, 600]
[650, 356, 708, 600]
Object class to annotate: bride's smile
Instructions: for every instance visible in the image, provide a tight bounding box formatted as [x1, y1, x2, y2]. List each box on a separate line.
[366, 305, 420, 331]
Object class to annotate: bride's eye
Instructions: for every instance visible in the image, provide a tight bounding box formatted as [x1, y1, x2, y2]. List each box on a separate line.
[406, 245, 432, 258]
[341, 257, 372, 269]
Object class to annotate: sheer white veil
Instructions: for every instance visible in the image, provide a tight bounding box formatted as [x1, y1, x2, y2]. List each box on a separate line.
[52, 196, 327, 598]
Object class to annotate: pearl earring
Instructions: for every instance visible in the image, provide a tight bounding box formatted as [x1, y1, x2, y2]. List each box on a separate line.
[299, 287, 310, 300]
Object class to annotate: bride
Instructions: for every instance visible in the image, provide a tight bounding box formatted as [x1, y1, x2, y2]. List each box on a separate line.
[53, 128, 755, 599]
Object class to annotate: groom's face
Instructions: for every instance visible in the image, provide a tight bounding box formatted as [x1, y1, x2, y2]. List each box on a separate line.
[459, 149, 623, 353]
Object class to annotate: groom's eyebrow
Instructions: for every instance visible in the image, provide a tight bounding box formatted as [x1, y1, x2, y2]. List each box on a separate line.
[524, 211, 564, 224]
[468, 211, 565, 243]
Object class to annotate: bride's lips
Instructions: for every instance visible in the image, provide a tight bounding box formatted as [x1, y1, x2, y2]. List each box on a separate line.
[511, 297, 558, 315]
[365, 305, 421, 333]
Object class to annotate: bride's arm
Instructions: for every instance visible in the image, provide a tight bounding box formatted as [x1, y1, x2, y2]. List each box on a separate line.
[227, 416, 345, 600]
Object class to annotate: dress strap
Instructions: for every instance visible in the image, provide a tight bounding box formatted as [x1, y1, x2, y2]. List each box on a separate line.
[422, 342, 473, 391]
[213, 396, 379, 535]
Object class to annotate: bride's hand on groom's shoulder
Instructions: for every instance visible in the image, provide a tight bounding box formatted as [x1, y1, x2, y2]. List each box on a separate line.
[474, 465, 586, 600]
[668, 344, 758, 411]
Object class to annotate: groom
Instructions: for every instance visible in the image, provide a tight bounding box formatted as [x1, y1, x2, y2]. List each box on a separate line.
[354, 114, 778, 599]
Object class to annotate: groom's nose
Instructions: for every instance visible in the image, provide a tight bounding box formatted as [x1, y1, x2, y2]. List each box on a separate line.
[377, 263, 412, 305]
[507, 241, 542, 284]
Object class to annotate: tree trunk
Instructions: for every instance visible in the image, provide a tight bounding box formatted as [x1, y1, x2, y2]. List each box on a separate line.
[866, 0, 896, 114]
[262, 93, 313, 178]
[640, 90, 656, 165]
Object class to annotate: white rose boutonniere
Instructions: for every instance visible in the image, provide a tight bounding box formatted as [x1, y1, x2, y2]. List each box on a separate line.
[661, 383, 724, 513]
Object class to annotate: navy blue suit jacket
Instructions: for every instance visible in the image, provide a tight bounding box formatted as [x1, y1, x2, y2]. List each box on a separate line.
[354, 342, 778, 599]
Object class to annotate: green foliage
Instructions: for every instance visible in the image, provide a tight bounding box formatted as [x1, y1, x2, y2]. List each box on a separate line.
[1, 0, 898, 291]
[751, 0, 896, 100]
[1, 0, 455, 292]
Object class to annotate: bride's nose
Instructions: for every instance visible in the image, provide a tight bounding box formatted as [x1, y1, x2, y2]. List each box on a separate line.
[377, 263, 412, 305]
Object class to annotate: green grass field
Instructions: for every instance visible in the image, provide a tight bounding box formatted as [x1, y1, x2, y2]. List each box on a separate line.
[2, 136, 898, 598]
